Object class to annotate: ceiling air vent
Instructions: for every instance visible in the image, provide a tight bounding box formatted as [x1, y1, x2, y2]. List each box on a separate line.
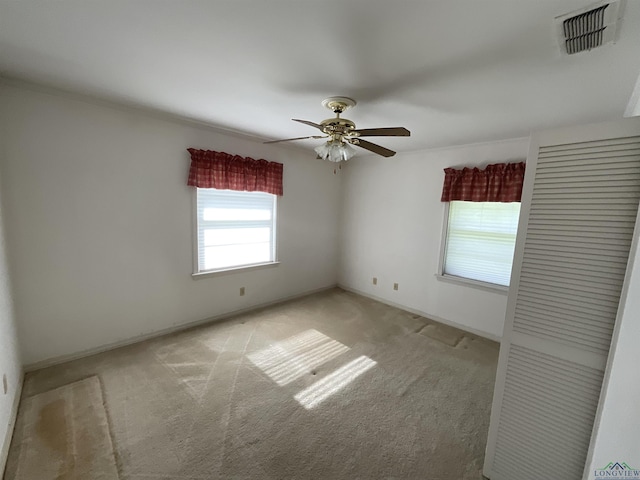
[555, 1, 623, 55]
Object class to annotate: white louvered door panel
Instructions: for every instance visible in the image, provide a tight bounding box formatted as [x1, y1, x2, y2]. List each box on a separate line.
[484, 119, 640, 480]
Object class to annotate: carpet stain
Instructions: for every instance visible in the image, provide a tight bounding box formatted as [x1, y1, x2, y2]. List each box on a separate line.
[36, 398, 85, 480]
[37, 399, 67, 455]
[8, 377, 119, 480]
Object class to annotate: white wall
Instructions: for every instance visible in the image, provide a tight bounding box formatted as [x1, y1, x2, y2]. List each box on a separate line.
[0, 82, 341, 366]
[339, 138, 529, 340]
[584, 208, 640, 478]
[0, 171, 22, 472]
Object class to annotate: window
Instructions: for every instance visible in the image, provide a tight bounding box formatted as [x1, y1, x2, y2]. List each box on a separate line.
[442, 201, 520, 287]
[195, 189, 277, 273]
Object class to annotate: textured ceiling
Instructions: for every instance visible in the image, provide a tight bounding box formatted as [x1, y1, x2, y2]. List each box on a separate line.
[1, 0, 639, 153]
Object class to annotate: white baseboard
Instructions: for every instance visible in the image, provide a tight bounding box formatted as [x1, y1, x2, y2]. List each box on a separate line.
[338, 284, 502, 343]
[25, 284, 338, 372]
[1, 370, 24, 478]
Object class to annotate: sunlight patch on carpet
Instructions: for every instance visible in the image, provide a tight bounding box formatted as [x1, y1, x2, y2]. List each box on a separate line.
[248, 329, 349, 386]
[294, 355, 377, 409]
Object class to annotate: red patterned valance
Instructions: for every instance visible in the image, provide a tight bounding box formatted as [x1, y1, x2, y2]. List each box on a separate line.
[441, 162, 525, 203]
[187, 149, 283, 196]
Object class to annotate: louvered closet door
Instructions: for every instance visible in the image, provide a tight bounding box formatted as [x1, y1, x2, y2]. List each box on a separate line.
[484, 119, 640, 480]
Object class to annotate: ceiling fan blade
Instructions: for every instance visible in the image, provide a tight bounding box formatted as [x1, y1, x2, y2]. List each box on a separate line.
[352, 127, 410, 137]
[264, 135, 327, 144]
[352, 139, 396, 157]
[292, 119, 325, 132]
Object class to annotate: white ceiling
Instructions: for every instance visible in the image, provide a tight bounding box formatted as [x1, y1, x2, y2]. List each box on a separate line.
[1, 1, 640, 154]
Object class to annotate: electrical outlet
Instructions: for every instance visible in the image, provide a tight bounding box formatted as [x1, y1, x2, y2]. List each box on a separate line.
[2, 374, 7, 395]
[393, 283, 399, 291]
[372, 277, 377, 285]
[240, 287, 245, 296]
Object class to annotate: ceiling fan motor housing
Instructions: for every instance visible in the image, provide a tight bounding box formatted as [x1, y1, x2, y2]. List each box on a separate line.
[320, 117, 357, 137]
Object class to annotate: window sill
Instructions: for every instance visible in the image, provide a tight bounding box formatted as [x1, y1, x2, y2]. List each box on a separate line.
[435, 273, 509, 294]
[192, 261, 280, 279]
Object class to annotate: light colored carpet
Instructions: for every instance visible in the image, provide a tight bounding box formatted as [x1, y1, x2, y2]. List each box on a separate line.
[7, 376, 118, 480]
[4, 288, 499, 480]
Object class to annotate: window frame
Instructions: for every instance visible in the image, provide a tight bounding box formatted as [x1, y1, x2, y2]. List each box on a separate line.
[191, 188, 279, 278]
[436, 201, 517, 294]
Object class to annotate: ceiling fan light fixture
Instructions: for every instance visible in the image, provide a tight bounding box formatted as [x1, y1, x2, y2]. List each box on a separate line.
[314, 140, 356, 163]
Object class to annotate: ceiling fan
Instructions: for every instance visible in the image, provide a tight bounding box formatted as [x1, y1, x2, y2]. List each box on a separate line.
[264, 97, 410, 162]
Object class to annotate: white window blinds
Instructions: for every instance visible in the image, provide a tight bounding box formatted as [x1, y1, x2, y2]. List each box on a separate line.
[443, 201, 520, 286]
[196, 189, 277, 272]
